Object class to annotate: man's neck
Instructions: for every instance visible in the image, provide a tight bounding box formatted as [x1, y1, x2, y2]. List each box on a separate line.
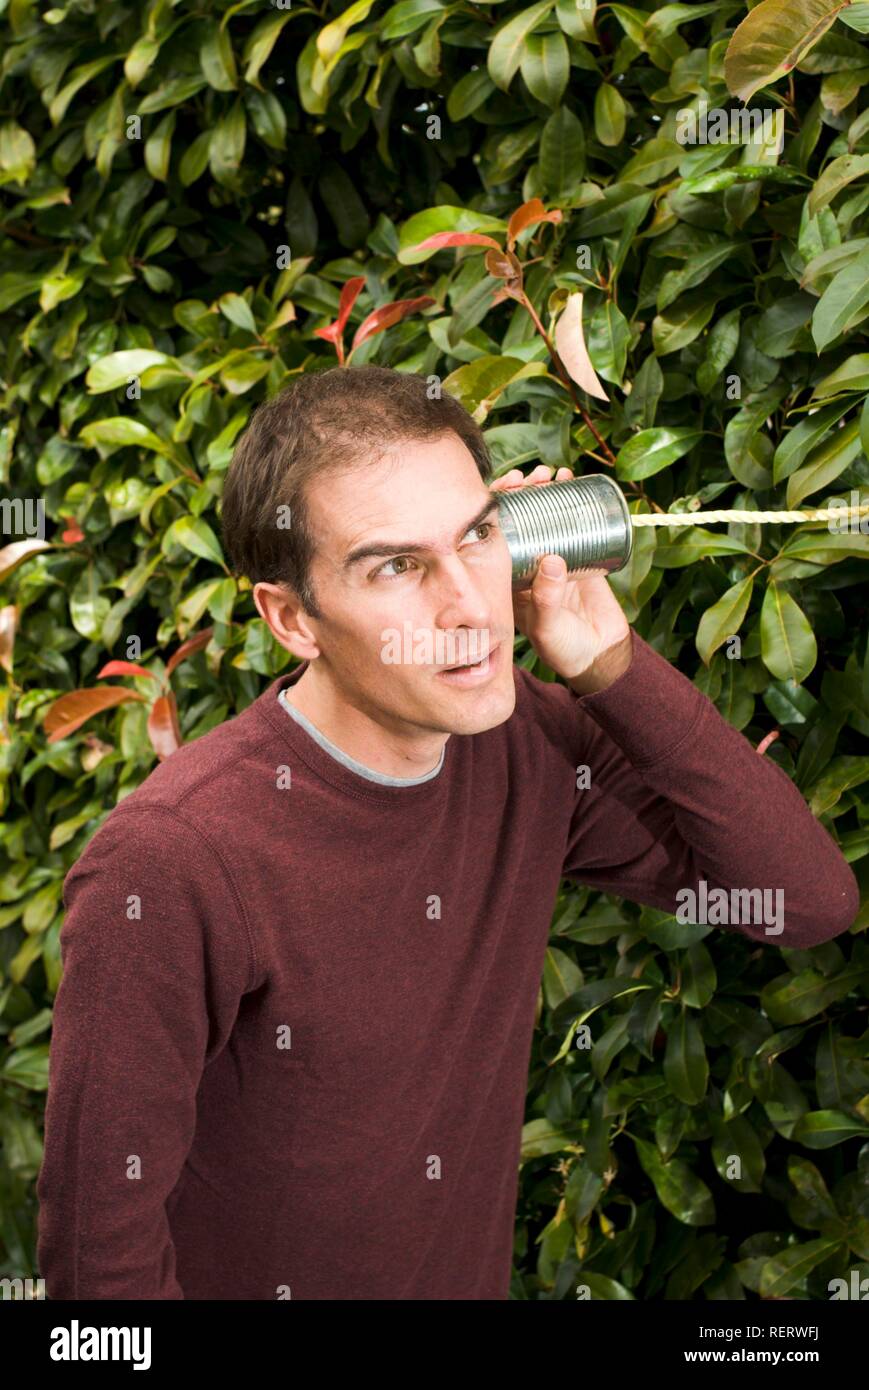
[283, 664, 448, 780]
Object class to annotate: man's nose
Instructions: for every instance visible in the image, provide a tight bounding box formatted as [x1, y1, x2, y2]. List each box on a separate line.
[431, 557, 494, 632]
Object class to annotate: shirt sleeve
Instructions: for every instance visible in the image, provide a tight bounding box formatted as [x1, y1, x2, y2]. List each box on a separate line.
[36, 803, 253, 1299]
[560, 629, 860, 949]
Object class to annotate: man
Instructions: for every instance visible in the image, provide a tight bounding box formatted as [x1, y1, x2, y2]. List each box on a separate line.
[37, 365, 859, 1300]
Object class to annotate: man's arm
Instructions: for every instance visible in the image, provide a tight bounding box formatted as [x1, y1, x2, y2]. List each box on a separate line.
[560, 629, 861, 948]
[36, 804, 253, 1299]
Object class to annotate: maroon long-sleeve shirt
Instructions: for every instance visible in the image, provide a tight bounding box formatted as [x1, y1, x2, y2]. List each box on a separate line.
[36, 631, 859, 1299]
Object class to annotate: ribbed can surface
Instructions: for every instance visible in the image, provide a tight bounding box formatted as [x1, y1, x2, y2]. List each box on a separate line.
[496, 474, 633, 588]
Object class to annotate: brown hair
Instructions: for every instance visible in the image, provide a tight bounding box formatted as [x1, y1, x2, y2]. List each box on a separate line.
[221, 364, 493, 618]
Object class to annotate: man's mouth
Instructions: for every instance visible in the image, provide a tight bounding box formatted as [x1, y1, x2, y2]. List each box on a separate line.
[437, 643, 501, 682]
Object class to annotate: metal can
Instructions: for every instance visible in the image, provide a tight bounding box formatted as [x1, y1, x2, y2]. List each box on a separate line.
[496, 473, 633, 589]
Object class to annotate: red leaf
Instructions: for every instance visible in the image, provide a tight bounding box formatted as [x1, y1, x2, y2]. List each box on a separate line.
[61, 516, 85, 544]
[408, 231, 503, 256]
[313, 277, 366, 367]
[97, 660, 160, 682]
[148, 692, 182, 761]
[484, 246, 522, 280]
[334, 275, 366, 334]
[507, 199, 563, 249]
[166, 626, 214, 677]
[351, 296, 436, 351]
[43, 688, 147, 743]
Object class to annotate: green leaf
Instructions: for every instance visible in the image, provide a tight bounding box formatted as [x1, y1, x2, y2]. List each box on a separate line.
[595, 83, 626, 147]
[681, 165, 809, 194]
[812, 249, 869, 350]
[758, 1238, 844, 1296]
[619, 137, 683, 186]
[615, 428, 702, 481]
[520, 31, 569, 108]
[808, 152, 869, 216]
[144, 110, 175, 182]
[443, 355, 546, 417]
[811, 352, 869, 398]
[724, 384, 788, 489]
[447, 68, 497, 121]
[219, 355, 272, 394]
[542, 945, 584, 1008]
[785, 416, 862, 508]
[808, 756, 869, 815]
[586, 301, 631, 387]
[653, 529, 750, 569]
[657, 244, 738, 314]
[79, 417, 172, 456]
[773, 399, 854, 481]
[488, 0, 556, 92]
[696, 307, 741, 395]
[49, 56, 118, 125]
[624, 353, 663, 428]
[539, 106, 586, 196]
[179, 130, 213, 186]
[243, 10, 298, 86]
[754, 293, 813, 358]
[201, 20, 239, 90]
[633, 1136, 715, 1225]
[0, 120, 36, 183]
[791, 1111, 869, 1148]
[760, 584, 818, 683]
[664, 1009, 709, 1104]
[696, 575, 755, 666]
[209, 100, 246, 186]
[218, 293, 258, 335]
[761, 967, 867, 1024]
[398, 205, 507, 265]
[681, 942, 717, 1009]
[85, 350, 179, 393]
[724, 0, 853, 103]
[652, 292, 716, 356]
[576, 184, 653, 238]
[69, 566, 111, 642]
[246, 90, 287, 151]
[165, 516, 227, 570]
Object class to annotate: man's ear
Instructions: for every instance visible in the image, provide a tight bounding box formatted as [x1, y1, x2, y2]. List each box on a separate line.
[253, 582, 321, 661]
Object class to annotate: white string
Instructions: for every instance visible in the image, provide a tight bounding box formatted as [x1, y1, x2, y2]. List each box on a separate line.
[631, 505, 869, 527]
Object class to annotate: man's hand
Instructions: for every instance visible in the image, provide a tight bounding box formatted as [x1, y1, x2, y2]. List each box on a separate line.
[490, 464, 632, 694]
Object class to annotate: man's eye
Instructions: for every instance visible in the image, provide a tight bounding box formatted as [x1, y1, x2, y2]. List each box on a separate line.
[375, 556, 416, 580]
[373, 523, 496, 579]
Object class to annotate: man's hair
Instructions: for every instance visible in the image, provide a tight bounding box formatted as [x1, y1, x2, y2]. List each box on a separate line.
[221, 365, 494, 618]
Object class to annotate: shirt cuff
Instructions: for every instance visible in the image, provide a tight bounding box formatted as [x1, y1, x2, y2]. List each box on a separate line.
[571, 629, 708, 768]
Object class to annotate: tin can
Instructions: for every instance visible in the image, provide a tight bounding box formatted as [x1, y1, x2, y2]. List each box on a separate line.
[496, 473, 633, 589]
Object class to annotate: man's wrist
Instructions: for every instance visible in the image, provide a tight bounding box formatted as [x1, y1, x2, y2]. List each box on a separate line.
[565, 630, 634, 696]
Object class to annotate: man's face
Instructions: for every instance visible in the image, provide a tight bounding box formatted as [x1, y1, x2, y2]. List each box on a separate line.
[300, 431, 518, 736]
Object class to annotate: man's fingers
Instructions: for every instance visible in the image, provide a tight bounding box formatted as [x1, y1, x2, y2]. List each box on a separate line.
[491, 464, 575, 493]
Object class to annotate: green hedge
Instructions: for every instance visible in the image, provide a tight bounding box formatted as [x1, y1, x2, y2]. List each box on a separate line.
[1, 0, 868, 1299]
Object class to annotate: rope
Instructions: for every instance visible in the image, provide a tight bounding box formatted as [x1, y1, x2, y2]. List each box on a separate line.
[631, 504, 869, 527]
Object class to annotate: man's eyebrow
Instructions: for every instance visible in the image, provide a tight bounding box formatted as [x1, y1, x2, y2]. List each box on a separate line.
[342, 496, 501, 571]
